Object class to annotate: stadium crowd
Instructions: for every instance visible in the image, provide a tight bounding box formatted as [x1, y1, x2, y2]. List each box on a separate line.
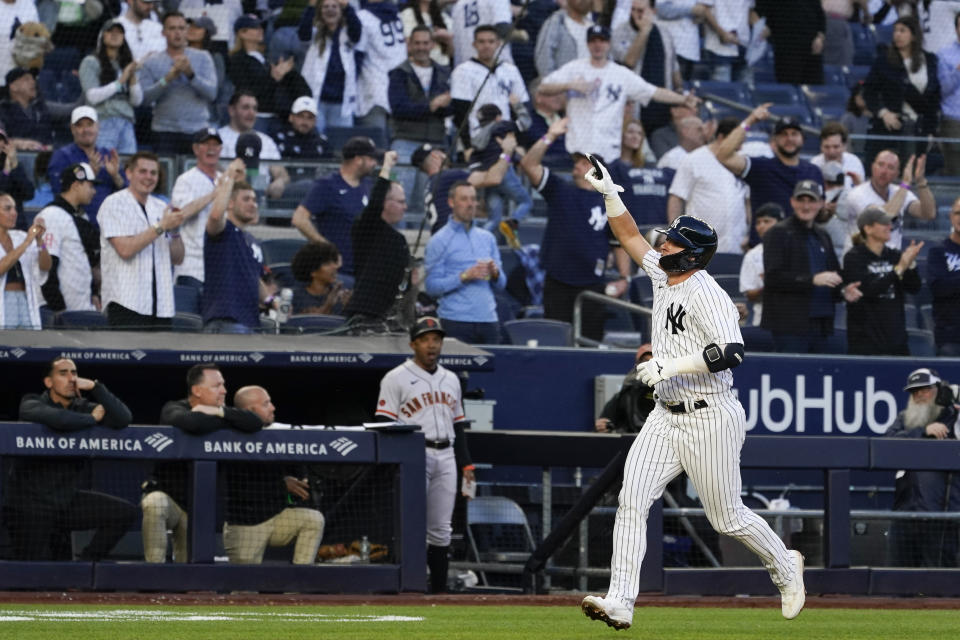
[0, 0, 957, 356]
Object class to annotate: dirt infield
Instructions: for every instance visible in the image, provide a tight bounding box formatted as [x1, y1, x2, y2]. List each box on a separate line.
[0, 592, 957, 610]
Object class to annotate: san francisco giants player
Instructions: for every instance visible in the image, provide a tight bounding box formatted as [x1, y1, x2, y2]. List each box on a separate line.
[580, 156, 805, 629]
[375, 317, 475, 593]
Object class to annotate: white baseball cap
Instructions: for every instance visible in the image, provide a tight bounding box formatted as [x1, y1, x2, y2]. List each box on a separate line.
[291, 96, 318, 116]
[71, 105, 98, 125]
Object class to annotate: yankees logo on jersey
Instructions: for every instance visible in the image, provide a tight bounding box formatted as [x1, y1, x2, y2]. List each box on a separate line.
[376, 360, 464, 442]
[665, 303, 686, 334]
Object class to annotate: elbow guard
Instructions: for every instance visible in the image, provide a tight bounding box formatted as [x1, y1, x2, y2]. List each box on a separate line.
[703, 343, 745, 373]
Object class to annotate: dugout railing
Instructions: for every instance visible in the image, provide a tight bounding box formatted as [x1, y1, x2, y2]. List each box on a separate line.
[460, 430, 960, 597]
[0, 422, 427, 593]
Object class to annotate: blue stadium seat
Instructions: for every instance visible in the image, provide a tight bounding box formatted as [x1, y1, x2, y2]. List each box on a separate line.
[707, 252, 743, 276]
[39, 305, 55, 329]
[802, 84, 849, 111]
[261, 238, 307, 265]
[752, 82, 804, 105]
[874, 23, 893, 46]
[267, 262, 296, 288]
[692, 80, 751, 106]
[629, 275, 653, 306]
[713, 274, 743, 300]
[851, 23, 877, 66]
[822, 64, 846, 87]
[767, 103, 818, 127]
[326, 126, 388, 155]
[704, 100, 744, 122]
[503, 319, 573, 347]
[172, 312, 203, 332]
[174, 284, 201, 314]
[284, 314, 346, 333]
[908, 328, 936, 357]
[58, 310, 108, 329]
[740, 325, 775, 352]
[844, 64, 871, 87]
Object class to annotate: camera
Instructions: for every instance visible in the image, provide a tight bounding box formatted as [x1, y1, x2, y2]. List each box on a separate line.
[935, 380, 958, 407]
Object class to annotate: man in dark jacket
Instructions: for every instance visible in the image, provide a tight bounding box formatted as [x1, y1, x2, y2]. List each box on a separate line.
[761, 180, 862, 353]
[885, 368, 960, 567]
[343, 150, 410, 329]
[388, 25, 452, 162]
[7, 358, 136, 561]
[142, 363, 263, 562]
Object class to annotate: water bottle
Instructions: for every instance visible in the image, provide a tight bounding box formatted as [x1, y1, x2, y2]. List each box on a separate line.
[277, 288, 293, 323]
[359, 535, 371, 563]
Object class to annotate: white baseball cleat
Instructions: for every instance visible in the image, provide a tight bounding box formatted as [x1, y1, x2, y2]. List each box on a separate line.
[581, 595, 633, 630]
[779, 550, 806, 619]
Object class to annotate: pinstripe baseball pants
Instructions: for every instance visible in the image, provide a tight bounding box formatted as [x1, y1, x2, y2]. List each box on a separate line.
[607, 392, 796, 604]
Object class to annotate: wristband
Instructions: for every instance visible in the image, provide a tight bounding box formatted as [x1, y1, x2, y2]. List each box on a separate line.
[899, 181, 911, 190]
[604, 193, 627, 218]
[167, 231, 181, 239]
[499, 152, 512, 164]
[741, 122, 751, 131]
[540, 135, 555, 146]
[462, 464, 475, 471]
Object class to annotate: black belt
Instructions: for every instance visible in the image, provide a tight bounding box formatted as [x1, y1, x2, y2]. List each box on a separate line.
[661, 399, 708, 414]
[425, 439, 451, 450]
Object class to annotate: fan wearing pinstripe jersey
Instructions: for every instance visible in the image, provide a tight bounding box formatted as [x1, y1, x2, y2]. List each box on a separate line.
[375, 316, 474, 593]
[579, 155, 806, 629]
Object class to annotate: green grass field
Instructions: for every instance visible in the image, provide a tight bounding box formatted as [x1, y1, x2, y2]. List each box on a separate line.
[0, 605, 958, 640]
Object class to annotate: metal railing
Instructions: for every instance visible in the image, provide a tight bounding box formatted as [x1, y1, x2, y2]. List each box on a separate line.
[572, 289, 651, 348]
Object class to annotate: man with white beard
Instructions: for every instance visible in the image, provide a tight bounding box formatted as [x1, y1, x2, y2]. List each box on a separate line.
[884, 368, 960, 568]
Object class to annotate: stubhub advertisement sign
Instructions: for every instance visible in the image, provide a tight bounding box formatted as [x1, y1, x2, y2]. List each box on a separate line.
[476, 348, 960, 436]
[733, 356, 960, 436]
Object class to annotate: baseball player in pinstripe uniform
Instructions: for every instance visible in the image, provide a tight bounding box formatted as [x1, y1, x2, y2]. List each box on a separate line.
[580, 156, 805, 629]
[375, 317, 475, 592]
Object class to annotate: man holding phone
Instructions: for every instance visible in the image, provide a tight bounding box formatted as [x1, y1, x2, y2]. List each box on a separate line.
[424, 180, 506, 344]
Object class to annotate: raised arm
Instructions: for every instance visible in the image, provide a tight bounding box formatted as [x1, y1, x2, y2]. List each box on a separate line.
[206, 159, 245, 237]
[520, 117, 568, 187]
[903, 154, 936, 221]
[716, 102, 772, 177]
[582, 155, 653, 265]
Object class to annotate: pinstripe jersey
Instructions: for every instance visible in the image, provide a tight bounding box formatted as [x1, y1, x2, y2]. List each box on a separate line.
[641, 249, 742, 402]
[376, 360, 464, 442]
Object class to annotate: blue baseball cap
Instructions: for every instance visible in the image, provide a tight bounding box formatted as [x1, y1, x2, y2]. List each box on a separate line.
[587, 25, 611, 41]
